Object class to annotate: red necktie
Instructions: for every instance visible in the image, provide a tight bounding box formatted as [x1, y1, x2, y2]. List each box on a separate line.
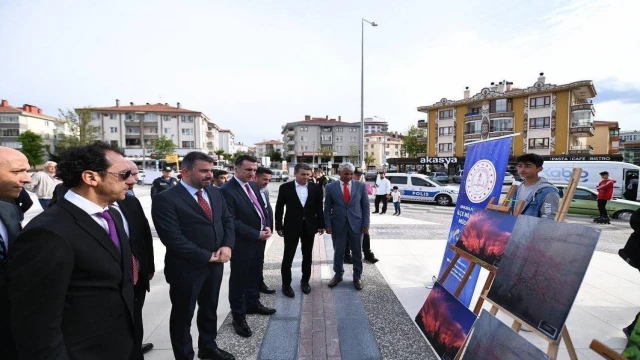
[343, 182, 351, 204]
[196, 190, 214, 222]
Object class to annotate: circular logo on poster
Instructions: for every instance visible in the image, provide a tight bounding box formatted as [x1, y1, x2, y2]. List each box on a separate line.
[465, 160, 497, 203]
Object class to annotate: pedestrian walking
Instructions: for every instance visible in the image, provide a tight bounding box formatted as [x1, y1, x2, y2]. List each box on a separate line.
[391, 186, 402, 216]
[24, 160, 60, 209]
[595, 171, 616, 224]
[373, 172, 391, 214]
[151, 166, 178, 197]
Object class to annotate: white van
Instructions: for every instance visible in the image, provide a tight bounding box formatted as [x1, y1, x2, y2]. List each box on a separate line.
[271, 170, 289, 182]
[384, 173, 459, 206]
[540, 161, 640, 199]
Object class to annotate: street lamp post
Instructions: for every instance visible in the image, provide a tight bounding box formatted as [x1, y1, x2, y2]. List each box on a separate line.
[361, 18, 378, 170]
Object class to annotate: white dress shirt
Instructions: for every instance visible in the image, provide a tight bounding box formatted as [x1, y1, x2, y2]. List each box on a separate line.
[260, 188, 269, 209]
[295, 181, 309, 207]
[181, 180, 211, 207]
[64, 190, 111, 232]
[375, 178, 391, 195]
[234, 176, 265, 229]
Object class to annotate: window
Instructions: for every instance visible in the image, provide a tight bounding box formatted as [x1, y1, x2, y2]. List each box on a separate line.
[1, 129, 19, 136]
[411, 177, 434, 187]
[573, 189, 597, 201]
[110, 127, 118, 133]
[491, 118, 513, 132]
[109, 114, 118, 120]
[126, 113, 134, 120]
[465, 120, 482, 134]
[385, 144, 390, 148]
[490, 99, 512, 113]
[336, 127, 344, 132]
[182, 141, 195, 148]
[164, 128, 170, 134]
[528, 138, 549, 149]
[161, 115, 171, 121]
[93, 113, 101, 119]
[0, 142, 21, 148]
[530, 96, 551, 109]
[438, 143, 453, 152]
[529, 117, 550, 129]
[126, 127, 139, 134]
[126, 138, 141, 146]
[181, 116, 194, 123]
[439, 109, 453, 119]
[299, 126, 308, 131]
[181, 128, 193, 135]
[0, 116, 19, 123]
[439, 126, 453, 136]
[300, 136, 305, 141]
[110, 140, 119, 147]
[146, 128, 158, 134]
[349, 128, 358, 132]
[321, 134, 332, 141]
[387, 176, 408, 185]
[371, 145, 374, 149]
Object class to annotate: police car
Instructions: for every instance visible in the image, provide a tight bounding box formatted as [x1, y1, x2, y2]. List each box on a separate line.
[384, 173, 459, 206]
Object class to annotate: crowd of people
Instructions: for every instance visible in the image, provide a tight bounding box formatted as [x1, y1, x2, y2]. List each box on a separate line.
[0, 141, 385, 360]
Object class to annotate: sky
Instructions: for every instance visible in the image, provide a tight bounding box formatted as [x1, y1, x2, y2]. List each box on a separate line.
[1, 0, 639, 145]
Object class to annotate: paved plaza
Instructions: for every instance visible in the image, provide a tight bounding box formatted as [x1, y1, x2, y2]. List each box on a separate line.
[21, 182, 638, 359]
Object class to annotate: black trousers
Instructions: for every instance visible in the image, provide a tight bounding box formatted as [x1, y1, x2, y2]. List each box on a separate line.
[374, 195, 388, 213]
[597, 199, 608, 217]
[130, 286, 147, 360]
[0, 283, 18, 360]
[281, 224, 315, 286]
[168, 262, 224, 360]
[345, 233, 371, 256]
[229, 240, 265, 322]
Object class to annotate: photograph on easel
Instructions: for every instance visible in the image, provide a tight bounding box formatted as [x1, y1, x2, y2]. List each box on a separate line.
[460, 310, 549, 360]
[487, 215, 600, 341]
[454, 208, 518, 267]
[415, 282, 477, 360]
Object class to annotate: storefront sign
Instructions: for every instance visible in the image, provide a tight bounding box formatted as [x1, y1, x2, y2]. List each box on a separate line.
[543, 155, 623, 162]
[419, 156, 459, 165]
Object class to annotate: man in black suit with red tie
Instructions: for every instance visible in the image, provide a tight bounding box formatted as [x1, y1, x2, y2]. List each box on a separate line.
[220, 155, 276, 338]
[152, 151, 235, 360]
[8, 141, 136, 360]
[275, 163, 324, 297]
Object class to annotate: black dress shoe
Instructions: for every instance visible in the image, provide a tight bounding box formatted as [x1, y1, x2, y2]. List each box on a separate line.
[328, 276, 343, 288]
[364, 251, 379, 264]
[344, 255, 353, 264]
[353, 279, 363, 290]
[246, 303, 276, 315]
[282, 285, 295, 298]
[232, 319, 252, 337]
[301, 282, 311, 294]
[198, 347, 235, 360]
[260, 282, 276, 294]
[141, 343, 154, 354]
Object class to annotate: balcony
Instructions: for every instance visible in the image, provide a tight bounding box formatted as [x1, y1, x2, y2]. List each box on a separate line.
[286, 130, 295, 137]
[570, 121, 595, 137]
[417, 137, 428, 143]
[571, 103, 595, 113]
[287, 150, 295, 156]
[464, 112, 482, 121]
[569, 145, 594, 155]
[321, 138, 333, 145]
[417, 120, 428, 128]
[287, 140, 295, 145]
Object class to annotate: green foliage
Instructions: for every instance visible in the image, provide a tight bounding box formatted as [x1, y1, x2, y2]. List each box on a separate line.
[365, 154, 376, 167]
[56, 108, 102, 149]
[402, 125, 426, 157]
[267, 150, 283, 162]
[151, 136, 177, 161]
[18, 130, 45, 168]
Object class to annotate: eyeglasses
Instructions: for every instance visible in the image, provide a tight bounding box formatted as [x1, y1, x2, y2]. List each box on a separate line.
[106, 170, 133, 181]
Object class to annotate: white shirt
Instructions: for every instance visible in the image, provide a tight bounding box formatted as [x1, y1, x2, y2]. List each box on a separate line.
[375, 178, 391, 195]
[340, 180, 352, 196]
[391, 191, 401, 202]
[64, 190, 111, 232]
[260, 188, 269, 209]
[295, 181, 309, 207]
[0, 219, 9, 253]
[180, 181, 211, 207]
[234, 176, 265, 229]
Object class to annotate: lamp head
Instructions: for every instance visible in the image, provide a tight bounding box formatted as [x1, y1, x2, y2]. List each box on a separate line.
[371, 22, 378, 26]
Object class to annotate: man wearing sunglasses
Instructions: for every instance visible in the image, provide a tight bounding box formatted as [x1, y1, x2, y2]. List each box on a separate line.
[8, 141, 136, 360]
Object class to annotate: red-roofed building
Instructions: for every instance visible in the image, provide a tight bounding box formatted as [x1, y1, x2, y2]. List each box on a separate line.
[0, 99, 62, 154]
[82, 99, 220, 161]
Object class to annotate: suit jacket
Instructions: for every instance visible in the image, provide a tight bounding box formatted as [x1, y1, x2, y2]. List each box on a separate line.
[260, 187, 274, 229]
[152, 183, 235, 280]
[49, 183, 70, 208]
[0, 201, 21, 359]
[118, 195, 155, 292]
[8, 197, 135, 360]
[324, 180, 370, 233]
[275, 181, 324, 235]
[220, 177, 272, 242]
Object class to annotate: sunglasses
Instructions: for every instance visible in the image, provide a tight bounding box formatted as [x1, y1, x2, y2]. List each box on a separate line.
[106, 170, 133, 181]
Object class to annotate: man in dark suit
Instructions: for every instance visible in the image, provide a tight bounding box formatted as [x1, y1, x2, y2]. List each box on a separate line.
[113, 160, 156, 359]
[255, 166, 276, 294]
[220, 155, 276, 338]
[8, 141, 136, 360]
[152, 151, 235, 360]
[275, 163, 324, 297]
[324, 162, 370, 290]
[0, 146, 32, 360]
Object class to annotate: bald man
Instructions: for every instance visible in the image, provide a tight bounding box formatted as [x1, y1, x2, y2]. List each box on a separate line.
[112, 160, 156, 358]
[0, 147, 32, 360]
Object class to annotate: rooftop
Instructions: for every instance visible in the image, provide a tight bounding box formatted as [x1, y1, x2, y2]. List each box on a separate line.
[282, 115, 359, 133]
[0, 99, 60, 121]
[83, 99, 202, 114]
[255, 140, 284, 145]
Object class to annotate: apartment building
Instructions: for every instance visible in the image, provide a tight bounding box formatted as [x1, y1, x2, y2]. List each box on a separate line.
[363, 117, 389, 134]
[620, 130, 640, 166]
[233, 142, 250, 154]
[254, 140, 284, 158]
[586, 121, 620, 155]
[415, 73, 600, 171]
[219, 129, 234, 154]
[281, 115, 362, 169]
[364, 132, 404, 169]
[0, 99, 59, 152]
[84, 100, 219, 158]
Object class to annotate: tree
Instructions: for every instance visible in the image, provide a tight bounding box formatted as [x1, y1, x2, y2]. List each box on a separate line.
[18, 130, 45, 168]
[214, 149, 226, 159]
[55, 108, 102, 149]
[151, 136, 176, 161]
[267, 150, 283, 162]
[365, 154, 376, 168]
[403, 125, 426, 157]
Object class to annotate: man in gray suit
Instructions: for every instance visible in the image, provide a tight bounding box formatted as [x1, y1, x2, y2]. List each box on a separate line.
[0, 146, 32, 359]
[324, 162, 370, 290]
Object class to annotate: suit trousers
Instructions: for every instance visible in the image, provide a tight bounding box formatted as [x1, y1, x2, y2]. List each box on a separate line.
[168, 262, 224, 360]
[332, 220, 364, 280]
[0, 283, 17, 360]
[281, 224, 315, 286]
[344, 233, 371, 257]
[130, 286, 147, 360]
[374, 195, 388, 213]
[229, 240, 265, 322]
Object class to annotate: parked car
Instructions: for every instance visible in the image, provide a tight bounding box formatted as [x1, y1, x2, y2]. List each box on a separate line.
[555, 184, 639, 220]
[384, 173, 459, 206]
[426, 172, 450, 183]
[453, 170, 514, 185]
[503, 172, 515, 185]
[271, 170, 289, 182]
[364, 170, 378, 181]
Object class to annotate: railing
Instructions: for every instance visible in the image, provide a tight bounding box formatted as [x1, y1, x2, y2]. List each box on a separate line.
[571, 120, 593, 127]
[570, 145, 594, 151]
[465, 112, 480, 117]
[529, 144, 550, 149]
[490, 127, 514, 132]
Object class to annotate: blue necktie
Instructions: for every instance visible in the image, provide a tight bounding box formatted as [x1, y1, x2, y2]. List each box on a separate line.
[0, 233, 7, 262]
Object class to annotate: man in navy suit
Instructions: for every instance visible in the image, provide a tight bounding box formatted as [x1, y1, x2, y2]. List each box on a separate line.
[220, 155, 276, 338]
[152, 151, 235, 360]
[324, 162, 370, 290]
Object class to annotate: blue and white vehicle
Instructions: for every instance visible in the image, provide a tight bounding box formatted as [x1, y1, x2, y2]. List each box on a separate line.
[384, 173, 459, 206]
